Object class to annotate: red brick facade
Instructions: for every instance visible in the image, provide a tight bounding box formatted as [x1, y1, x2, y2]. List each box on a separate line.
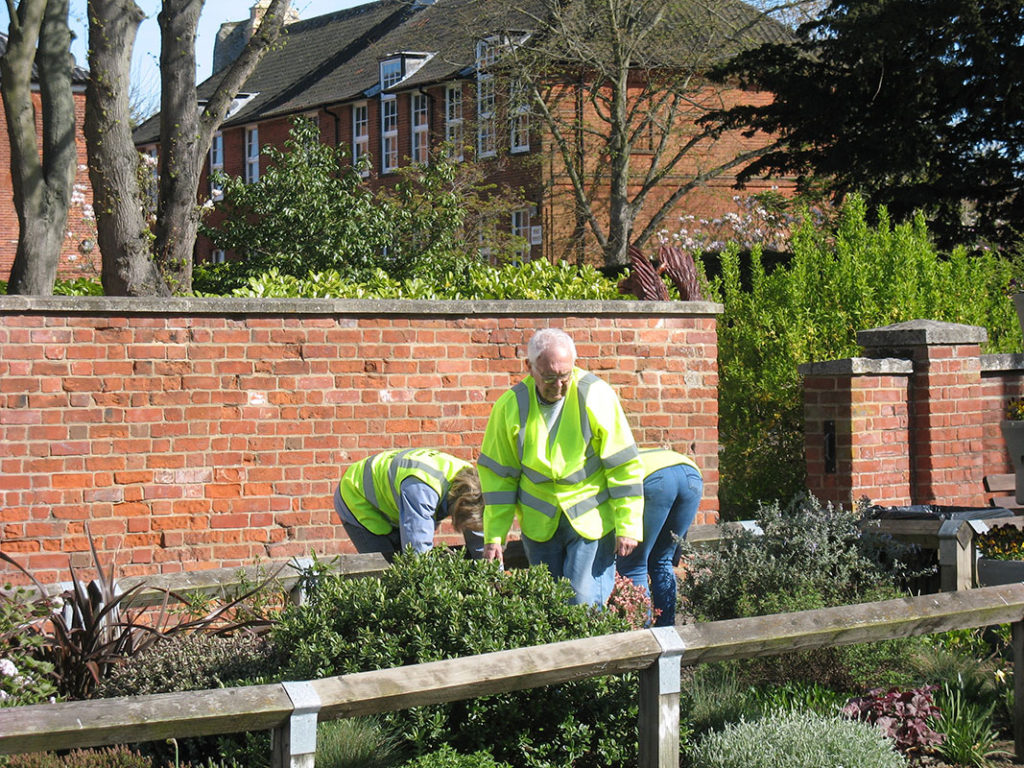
[0, 296, 721, 585]
[0, 89, 101, 284]
[802, 320, 1024, 510]
[184, 77, 789, 266]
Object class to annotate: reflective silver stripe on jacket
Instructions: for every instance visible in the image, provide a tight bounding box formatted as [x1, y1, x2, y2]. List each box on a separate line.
[364, 449, 450, 512]
[478, 453, 521, 479]
[387, 448, 452, 507]
[603, 444, 640, 470]
[362, 454, 381, 509]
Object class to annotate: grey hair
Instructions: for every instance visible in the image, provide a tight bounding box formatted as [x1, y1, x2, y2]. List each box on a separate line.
[527, 328, 576, 366]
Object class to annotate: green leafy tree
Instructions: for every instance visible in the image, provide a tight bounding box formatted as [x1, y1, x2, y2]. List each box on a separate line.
[704, 195, 1021, 519]
[202, 117, 520, 285]
[705, 0, 1024, 249]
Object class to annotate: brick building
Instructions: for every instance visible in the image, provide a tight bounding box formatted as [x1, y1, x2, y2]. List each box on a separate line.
[134, 0, 791, 267]
[0, 34, 100, 285]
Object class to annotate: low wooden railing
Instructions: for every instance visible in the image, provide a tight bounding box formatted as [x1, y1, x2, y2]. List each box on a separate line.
[2, 585, 1024, 768]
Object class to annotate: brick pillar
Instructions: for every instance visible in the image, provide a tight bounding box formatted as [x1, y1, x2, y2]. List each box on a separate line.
[858, 320, 988, 508]
[801, 358, 912, 508]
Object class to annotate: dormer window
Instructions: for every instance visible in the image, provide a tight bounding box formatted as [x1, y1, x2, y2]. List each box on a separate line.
[380, 59, 403, 89]
[378, 52, 433, 91]
[198, 92, 257, 121]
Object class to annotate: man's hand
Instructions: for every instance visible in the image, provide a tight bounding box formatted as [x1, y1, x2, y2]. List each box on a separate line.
[483, 542, 504, 565]
[615, 536, 638, 557]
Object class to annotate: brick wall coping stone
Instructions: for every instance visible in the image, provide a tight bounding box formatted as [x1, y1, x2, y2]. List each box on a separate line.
[798, 357, 913, 377]
[857, 319, 987, 349]
[981, 353, 1024, 374]
[0, 296, 723, 317]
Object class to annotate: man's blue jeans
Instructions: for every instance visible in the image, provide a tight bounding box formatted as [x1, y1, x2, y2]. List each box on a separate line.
[522, 512, 615, 605]
[617, 463, 702, 626]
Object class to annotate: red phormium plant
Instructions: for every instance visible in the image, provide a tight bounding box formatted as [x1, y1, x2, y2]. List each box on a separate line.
[841, 686, 944, 757]
[619, 245, 703, 302]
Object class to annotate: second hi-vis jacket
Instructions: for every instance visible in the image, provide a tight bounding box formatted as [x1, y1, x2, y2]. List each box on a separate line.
[339, 448, 469, 539]
[478, 368, 644, 545]
[639, 447, 701, 479]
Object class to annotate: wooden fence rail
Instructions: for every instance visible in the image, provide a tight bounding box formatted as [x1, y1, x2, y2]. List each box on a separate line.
[4, 515, 1008, 611]
[3, 584, 1024, 768]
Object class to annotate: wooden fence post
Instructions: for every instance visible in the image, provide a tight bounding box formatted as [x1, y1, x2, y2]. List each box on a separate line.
[1014, 621, 1024, 760]
[287, 557, 314, 606]
[272, 681, 321, 768]
[638, 626, 686, 768]
[938, 520, 974, 592]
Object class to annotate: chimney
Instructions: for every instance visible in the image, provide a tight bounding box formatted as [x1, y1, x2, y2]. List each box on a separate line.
[212, 2, 300, 76]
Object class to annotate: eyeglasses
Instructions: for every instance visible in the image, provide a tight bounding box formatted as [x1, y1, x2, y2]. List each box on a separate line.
[537, 372, 572, 385]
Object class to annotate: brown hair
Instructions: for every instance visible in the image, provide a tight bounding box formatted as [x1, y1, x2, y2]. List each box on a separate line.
[448, 466, 484, 534]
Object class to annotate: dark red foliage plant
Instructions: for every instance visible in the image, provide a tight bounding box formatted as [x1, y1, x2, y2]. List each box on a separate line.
[841, 686, 944, 758]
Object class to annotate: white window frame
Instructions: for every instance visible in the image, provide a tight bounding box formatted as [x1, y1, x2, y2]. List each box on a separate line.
[381, 96, 399, 173]
[380, 58, 403, 90]
[510, 80, 530, 153]
[209, 131, 224, 200]
[245, 126, 260, 184]
[445, 83, 464, 161]
[352, 102, 370, 175]
[476, 76, 496, 158]
[411, 92, 429, 165]
[511, 208, 531, 261]
[211, 249, 226, 264]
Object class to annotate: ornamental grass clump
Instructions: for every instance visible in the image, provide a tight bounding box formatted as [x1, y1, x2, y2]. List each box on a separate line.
[975, 524, 1024, 560]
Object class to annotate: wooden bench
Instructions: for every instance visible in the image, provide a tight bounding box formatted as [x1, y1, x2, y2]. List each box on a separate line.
[984, 473, 1024, 512]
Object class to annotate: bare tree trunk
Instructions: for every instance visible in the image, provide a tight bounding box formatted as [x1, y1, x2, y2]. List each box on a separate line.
[154, 0, 293, 292]
[2, 0, 77, 295]
[85, 0, 169, 296]
[85, 0, 291, 296]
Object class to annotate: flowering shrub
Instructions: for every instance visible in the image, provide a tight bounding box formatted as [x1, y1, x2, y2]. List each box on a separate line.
[975, 524, 1024, 561]
[0, 585, 58, 707]
[841, 686, 944, 758]
[607, 573, 660, 629]
[1006, 398, 1024, 421]
[658, 190, 805, 255]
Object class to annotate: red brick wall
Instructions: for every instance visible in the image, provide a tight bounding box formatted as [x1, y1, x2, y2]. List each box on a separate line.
[803, 321, 1024, 510]
[803, 362, 912, 508]
[0, 296, 720, 585]
[0, 89, 100, 284]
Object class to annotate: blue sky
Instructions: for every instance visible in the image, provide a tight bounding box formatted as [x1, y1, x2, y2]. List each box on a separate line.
[4, 1, 363, 105]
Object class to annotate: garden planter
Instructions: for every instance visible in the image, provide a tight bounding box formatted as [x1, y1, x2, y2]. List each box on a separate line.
[976, 557, 1024, 587]
[1000, 420, 1024, 505]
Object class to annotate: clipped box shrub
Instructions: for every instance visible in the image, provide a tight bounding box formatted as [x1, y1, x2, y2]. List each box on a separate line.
[271, 549, 637, 768]
[687, 710, 908, 768]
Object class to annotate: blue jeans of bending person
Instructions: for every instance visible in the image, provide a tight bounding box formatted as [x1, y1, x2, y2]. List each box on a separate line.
[617, 463, 702, 627]
[522, 512, 616, 606]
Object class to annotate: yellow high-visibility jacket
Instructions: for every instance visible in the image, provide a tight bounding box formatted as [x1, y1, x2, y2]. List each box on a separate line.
[479, 368, 644, 544]
[639, 447, 701, 478]
[339, 448, 470, 534]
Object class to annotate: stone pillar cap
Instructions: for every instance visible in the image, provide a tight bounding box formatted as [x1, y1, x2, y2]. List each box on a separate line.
[857, 319, 987, 348]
